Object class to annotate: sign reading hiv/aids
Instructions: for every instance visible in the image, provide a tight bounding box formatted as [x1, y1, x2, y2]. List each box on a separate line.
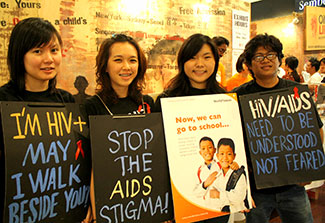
[239, 85, 325, 189]
[1, 102, 91, 222]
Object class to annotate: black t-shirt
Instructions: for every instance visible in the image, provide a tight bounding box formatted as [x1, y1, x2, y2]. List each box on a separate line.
[234, 77, 299, 95]
[154, 86, 226, 112]
[0, 81, 75, 220]
[0, 82, 75, 103]
[233, 78, 323, 194]
[84, 94, 154, 117]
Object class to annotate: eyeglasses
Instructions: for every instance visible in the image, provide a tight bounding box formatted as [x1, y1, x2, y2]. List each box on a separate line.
[252, 53, 277, 62]
[217, 47, 227, 55]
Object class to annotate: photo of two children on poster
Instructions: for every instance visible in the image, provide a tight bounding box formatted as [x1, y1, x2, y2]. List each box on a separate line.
[193, 136, 248, 213]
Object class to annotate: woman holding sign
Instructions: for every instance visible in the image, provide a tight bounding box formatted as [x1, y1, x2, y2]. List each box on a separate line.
[84, 34, 154, 221]
[154, 34, 233, 223]
[0, 17, 76, 222]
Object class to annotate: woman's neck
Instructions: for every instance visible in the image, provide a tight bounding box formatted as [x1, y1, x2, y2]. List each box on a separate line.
[113, 86, 128, 98]
[25, 80, 49, 92]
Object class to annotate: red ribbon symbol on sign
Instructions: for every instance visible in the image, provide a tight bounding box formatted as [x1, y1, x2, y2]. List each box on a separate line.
[293, 87, 299, 99]
[314, 85, 318, 103]
[75, 140, 85, 160]
[138, 102, 151, 113]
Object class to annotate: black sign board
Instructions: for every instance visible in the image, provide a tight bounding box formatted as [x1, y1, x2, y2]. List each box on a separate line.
[239, 85, 325, 189]
[1, 102, 91, 222]
[89, 113, 173, 223]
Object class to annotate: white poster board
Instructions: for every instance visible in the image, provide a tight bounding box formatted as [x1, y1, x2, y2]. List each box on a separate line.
[161, 94, 251, 223]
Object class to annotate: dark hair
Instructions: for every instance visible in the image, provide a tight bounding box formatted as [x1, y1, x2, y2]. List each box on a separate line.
[199, 136, 215, 148]
[236, 54, 245, 73]
[95, 34, 147, 105]
[212, 36, 229, 46]
[166, 33, 222, 96]
[243, 33, 284, 78]
[320, 57, 325, 64]
[7, 17, 62, 93]
[285, 56, 300, 82]
[309, 57, 320, 72]
[74, 75, 89, 88]
[217, 138, 235, 153]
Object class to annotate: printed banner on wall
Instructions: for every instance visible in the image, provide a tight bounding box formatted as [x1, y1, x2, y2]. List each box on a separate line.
[89, 113, 173, 223]
[1, 102, 91, 223]
[232, 9, 250, 50]
[305, 6, 325, 50]
[161, 94, 251, 223]
[0, 0, 250, 94]
[239, 85, 325, 189]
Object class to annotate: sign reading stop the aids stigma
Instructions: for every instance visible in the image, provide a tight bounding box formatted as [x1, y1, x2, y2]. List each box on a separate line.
[89, 113, 173, 223]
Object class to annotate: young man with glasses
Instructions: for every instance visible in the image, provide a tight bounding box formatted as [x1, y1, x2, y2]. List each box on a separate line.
[233, 33, 323, 223]
[212, 36, 229, 88]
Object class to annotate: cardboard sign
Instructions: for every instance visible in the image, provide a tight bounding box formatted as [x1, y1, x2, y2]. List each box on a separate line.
[239, 85, 325, 189]
[89, 113, 173, 223]
[1, 102, 91, 223]
[161, 94, 251, 223]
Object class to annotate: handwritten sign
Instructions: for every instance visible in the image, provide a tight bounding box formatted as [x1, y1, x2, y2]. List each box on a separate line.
[89, 113, 173, 223]
[161, 94, 251, 223]
[239, 85, 325, 189]
[1, 102, 91, 222]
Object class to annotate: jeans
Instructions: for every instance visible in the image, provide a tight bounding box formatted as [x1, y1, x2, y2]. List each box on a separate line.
[246, 185, 313, 223]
